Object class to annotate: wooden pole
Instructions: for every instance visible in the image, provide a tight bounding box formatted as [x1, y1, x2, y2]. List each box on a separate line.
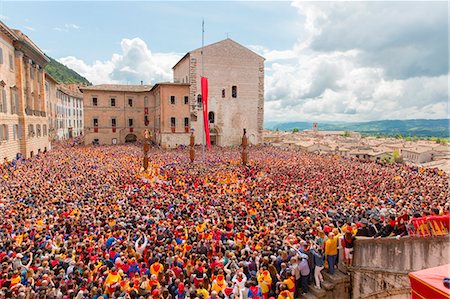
[242, 128, 248, 165]
[190, 131, 195, 163]
[143, 130, 150, 171]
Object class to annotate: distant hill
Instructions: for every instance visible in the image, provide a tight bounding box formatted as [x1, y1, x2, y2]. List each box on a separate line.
[45, 56, 91, 85]
[266, 119, 450, 138]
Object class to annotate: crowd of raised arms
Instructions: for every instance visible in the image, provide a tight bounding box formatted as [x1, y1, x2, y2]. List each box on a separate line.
[0, 144, 448, 299]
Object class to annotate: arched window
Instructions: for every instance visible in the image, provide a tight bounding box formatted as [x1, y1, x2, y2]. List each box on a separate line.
[208, 111, 215, 124]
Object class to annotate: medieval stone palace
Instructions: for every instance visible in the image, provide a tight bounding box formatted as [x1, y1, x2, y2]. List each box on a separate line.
[81, 39, 265, 147]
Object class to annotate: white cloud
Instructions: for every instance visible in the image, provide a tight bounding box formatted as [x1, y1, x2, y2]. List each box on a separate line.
[261, 1, 448, 122]
[58, 56, 116, 85]
[24, 26, 35, 32]
[53, 23, 81, 32]
[58, 37, 182, 85]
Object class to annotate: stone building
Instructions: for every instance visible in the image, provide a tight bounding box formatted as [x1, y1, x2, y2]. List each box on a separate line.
[56, 85, 84, 140]
[173, 38, 265, 146]
[81, 39, 265, 148]
[45, 73, 58, 142]
[0, 21, 50, 161]
[148, 83, 190, 147]
[45, 75, 84, 141]
[80, 84, 152, 145]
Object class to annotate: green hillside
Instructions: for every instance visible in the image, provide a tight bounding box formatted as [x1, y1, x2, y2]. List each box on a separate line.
[44, 56, 91, 85]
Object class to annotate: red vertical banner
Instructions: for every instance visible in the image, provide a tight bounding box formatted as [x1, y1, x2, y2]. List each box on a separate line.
[201, 77, 211, 150]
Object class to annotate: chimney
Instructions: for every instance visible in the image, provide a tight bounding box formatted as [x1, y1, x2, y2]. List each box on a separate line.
[140, 81, 143, 85]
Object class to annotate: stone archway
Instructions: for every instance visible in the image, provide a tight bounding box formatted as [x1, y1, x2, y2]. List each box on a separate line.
[125, 134, 137, 143]
[209, 126, 222, 146]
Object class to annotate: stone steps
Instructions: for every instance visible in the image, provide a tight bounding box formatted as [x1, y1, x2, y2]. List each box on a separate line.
[322, 270, 350, 284]
[308, 286, 327, 298]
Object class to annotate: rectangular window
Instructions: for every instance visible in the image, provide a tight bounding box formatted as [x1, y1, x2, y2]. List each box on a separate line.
[9, 54, 13, 70]
[111, 118, 116, 127]
[14, 93, 19, 114]
[43, 125, 47, 136]
[128, 98, 133, 107]
[2, 125, 8, 140]
[18, 123, 22, 140]
[92, 97, 98, 106]
[184, 96, 189, 105]
[222, 89, 225, 98]
[28, 124, 34, 137]
[170, 117, 176, 127]
[10, 91, 14, 114]
[144, 115, 149, 126]
[93, 118, 98, 127]
[13, 124, 17, 140]
[0, 90, 4, 113]
[232, 86, 237, 98]
[170, 96, 176, 105]
[110, 98, 116, 107]
[2, 89, 6, 113]
[128, 118, 133, 127]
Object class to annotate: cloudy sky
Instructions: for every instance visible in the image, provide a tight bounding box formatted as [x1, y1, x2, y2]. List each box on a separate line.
[2, 1, 448, 123]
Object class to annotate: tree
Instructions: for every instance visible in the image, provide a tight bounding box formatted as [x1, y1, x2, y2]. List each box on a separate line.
[342, 131, 351, 137]
[393, 149, 403, 163]
[293, 128, 299, 133]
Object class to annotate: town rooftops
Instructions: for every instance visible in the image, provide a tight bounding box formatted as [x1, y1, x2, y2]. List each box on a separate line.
[150, 82, 190, 92]
[58, 85, 83, 98]
[79, 84, 152, 93]
[402, 147, 434, 154]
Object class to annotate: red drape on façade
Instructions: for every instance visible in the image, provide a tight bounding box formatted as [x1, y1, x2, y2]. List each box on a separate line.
[201, 77, 211, 150]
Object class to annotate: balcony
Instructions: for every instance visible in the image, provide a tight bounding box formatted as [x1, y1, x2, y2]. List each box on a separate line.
[94, 127, 98, 133]
[171, 127, 176, 133]
[129, 128, 134, 133]
[112, 128, 116, 133]
[185, 126, 189, 133]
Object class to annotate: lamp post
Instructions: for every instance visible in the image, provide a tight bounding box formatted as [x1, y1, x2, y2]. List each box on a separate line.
[143, 129, 150, 171]
[242, 128, 248, 165]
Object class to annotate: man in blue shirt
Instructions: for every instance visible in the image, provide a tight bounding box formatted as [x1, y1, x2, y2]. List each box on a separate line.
[298, 256, 310, 295]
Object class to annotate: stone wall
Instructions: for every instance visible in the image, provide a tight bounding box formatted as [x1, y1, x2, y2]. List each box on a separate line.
[351, 236, 450, 299]
[160, 133, 190, 148]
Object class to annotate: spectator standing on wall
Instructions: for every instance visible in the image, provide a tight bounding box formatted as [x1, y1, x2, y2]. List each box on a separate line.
[342, 231, 356, 267]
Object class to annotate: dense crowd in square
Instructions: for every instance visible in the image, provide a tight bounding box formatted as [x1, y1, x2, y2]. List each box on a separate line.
[0, 144, 448, 298]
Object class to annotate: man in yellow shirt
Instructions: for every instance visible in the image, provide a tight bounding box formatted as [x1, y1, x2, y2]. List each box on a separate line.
[324, 232, 340, 274]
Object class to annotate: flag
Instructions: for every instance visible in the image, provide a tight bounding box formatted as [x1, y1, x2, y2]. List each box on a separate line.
[201, 76, 211, 150]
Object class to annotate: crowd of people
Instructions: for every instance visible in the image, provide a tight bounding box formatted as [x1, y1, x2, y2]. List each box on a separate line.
[0, 144, 448, 299]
